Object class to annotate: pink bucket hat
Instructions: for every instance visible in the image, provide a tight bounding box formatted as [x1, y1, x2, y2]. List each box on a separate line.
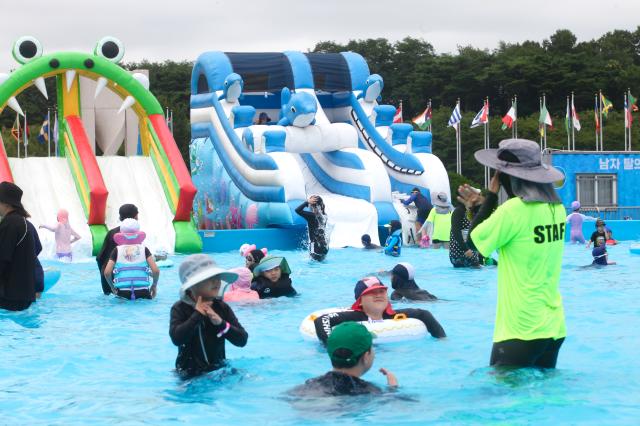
[114, 218, 146, 245]
[229, 267, 253, 291]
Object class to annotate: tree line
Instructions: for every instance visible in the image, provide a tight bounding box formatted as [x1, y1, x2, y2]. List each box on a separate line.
[2, 28, 640, 186]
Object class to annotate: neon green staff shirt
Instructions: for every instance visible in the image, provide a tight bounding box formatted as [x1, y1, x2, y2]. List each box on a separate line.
[425, 208, 452, 242]
[471, 197, 567, 342]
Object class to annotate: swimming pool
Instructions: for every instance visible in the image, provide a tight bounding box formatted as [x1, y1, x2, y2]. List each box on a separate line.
[1, 243, 638, 425]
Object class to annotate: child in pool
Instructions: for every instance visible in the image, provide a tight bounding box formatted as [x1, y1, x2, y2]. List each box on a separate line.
[587, 219, 607, 248]
[592, 237, 616, 266]
[39, 209, 81, 261]
[251, 256, 297, 298]
[170, 254, 248, 378]
[289, 322, 398, 396]
[223, 267, 259, 302]
[383, 220, 402, 257]
[566, 201, 595, 244]
[361, 234, 381, 250]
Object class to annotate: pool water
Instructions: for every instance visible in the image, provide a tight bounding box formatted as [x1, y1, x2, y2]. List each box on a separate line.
[1, 243, 639, 425]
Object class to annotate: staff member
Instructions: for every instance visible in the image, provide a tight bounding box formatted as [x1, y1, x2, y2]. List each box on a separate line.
[461, 139, 567, 369]
[0, 182, 36, 311]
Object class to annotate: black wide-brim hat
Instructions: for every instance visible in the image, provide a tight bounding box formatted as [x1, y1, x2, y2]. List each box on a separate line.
[474, 139, 564, 184]
[0, 181, 24, 209]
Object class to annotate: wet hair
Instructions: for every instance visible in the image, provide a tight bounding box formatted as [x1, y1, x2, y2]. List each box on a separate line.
[389, 220, 402, 234]
[313, 196, 326, 215]
[248, 249, 265, 264]
[361, 234, 371, 244]
[330, 347, 369, 369]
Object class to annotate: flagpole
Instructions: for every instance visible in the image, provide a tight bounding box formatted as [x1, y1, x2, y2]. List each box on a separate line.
[514, 95, 518, 138]
[599, 90, 604, 151]
[539, 97, 543, 147]
[567, 96, 573, 151]
[594, 93, 599, 151]
[485, 97, 490, 188]
[428, 99, 432, 132]
[624, 92, 628, 151]
[629, 88, 633, 151]
[15, 112, 20, 158]
[457, 98, 461, 175]
[571, 92, 576, 151]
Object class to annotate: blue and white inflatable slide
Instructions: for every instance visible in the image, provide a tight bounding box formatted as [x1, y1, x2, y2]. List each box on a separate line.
[190, 52, 450, 247]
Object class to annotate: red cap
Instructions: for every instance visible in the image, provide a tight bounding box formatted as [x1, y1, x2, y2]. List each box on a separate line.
[351, 278, 395, 315]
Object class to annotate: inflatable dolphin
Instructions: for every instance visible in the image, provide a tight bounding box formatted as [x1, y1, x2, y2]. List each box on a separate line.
[218, 73, 244, 103]
[277, 87, 317, 127]
[357, 74, 384, 102]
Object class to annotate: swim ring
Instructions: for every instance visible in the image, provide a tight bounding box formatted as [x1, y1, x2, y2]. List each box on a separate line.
[299, 307, 427, 343]
[629, 244, 640, 255]
[43, 268, 61, 292]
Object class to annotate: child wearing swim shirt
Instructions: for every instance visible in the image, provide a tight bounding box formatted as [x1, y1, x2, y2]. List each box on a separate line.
[383, 220, 402, 257]
[223, 267, 259, 302]
[566, 201, 595, 244]
[389, 263, 437, 301]
[251, 256, 297, 298]
[39, 209, 81, 261]
[592, 237, 615, 266]
[421, 192, 452, 249]
[170, 254, 248, 378]
[289, 322, 398, 396]
[587, 219, 607, 248]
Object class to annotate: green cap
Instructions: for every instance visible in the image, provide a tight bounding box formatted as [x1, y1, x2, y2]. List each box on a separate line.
[327, 322, 374, 367]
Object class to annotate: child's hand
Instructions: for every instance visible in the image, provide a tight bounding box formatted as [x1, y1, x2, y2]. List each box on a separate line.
[379, 368, 398, 387]
[195, 296, 212, 316]
[203, 305, 223, 325]
[150, 284, 157, 298]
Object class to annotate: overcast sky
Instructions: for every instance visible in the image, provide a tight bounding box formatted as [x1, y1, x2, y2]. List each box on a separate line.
[0, 0, 638, 71]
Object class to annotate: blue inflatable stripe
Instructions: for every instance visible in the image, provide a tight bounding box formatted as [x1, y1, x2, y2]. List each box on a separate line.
[300, 154, 370, 201]
[197, 132, 285, 202]
[349, 94, 424, 174]
[191, 52, 234, 94]
[340, 52, 370, 91]
[191, 93, 279, 171]
[388, 173, 430, 197]
[322, 150, 365, 170]
[283, 51, 315, 90]
[373, 201, 400, 225]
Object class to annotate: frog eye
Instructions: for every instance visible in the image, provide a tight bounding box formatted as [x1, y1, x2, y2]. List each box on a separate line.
[291, 106, 296, 113]
[13, 36, 43, 64]
[94, 36, 125, 63]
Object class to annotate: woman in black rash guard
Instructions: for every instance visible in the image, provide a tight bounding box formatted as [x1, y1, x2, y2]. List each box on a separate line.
[450, 189, 485, 268]
[295, 195, 329, 261]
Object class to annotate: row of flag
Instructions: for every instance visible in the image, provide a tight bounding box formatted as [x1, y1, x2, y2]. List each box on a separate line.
[390, 91, 639, 134]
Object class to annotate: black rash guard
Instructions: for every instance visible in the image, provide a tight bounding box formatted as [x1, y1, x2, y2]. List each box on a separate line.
[251, 274, 297, 299]
[449, 204, 482, 267]
[27, 220, 44, 293]
[468, 192, 499, 252]
[313, 309, 446, 343]
[289, 371, 382, 396]
[170, 299, 248, 378]
[0, 211, 36, 311]
[96, 226, 120, 295]
[295, 202, 328, 259]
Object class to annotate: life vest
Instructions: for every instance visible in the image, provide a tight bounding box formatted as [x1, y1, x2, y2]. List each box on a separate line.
[113, 244, 151, 291]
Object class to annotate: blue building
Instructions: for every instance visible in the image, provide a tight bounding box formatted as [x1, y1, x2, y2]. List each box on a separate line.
[551, 151, 640, 220]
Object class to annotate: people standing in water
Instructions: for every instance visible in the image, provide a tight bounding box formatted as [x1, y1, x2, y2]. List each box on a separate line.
[401, 187, 433, 242]
[96, 204, 138, 295]
[295, 195, 329, 261]
[240, 244, 267, 272]
[0, 182, 37, 311]
[388, 262, 437, 301]
[450, 188, 486, 268]
[566, 201, 595, 244]
[592, 237, 615, 266]
[313, 277, 446, 342]
[421, 192, 452, 249]
[39, 209, 81, 261]
[170, 254, 248, 378]
[586, 219, 607, 249]
[290, 322, 398, 396]
[383, 220, 402, 257]
[103, 218, 159, 300]
[462, 138, 567, 369]
[251, 256, 297, 298]
[360, 234, 381, 250]
[27, 220, 45, 299]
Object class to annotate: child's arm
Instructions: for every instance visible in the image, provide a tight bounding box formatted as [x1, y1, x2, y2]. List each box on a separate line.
[215, 303, 248, 347]
[69, 227, 81, 244]
[146, 254, 160, 297]
[169, 302, 206, 346]
[39, 223, 56, 232]
[379, 368, 399, 388]
[103, 259, 118, 294]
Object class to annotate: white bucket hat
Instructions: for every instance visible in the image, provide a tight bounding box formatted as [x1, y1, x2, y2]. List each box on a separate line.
[179, 254, 238, 303]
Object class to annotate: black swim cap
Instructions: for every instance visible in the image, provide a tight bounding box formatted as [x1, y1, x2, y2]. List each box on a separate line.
[119, 204, 138, 221]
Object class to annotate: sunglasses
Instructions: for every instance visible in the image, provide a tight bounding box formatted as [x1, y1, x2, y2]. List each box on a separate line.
[246, 256, 254, 262]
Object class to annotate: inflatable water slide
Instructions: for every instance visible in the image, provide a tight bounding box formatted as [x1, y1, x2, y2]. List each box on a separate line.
[190, 52, 450, 247]
[0, 37, 200, 256]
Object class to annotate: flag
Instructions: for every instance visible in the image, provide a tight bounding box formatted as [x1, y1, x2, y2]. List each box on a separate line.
[625, 96, 632, 129]
[594, 96, 600, 131]
[470, 101, 489, 128]
[447, 103, 461, 128]
[412, 106, 432, 130]
[629, 92, 638, 112]
[600, 93, 613, 117]
[37, 117, 49, 144]
[539, 103, 553, 128]
[393, 105, 403, 123]
[565, 99, 570, 133]
[571, 97, 581, 131]
[501, 103, 516, 130]
[11, 114, 22, 142]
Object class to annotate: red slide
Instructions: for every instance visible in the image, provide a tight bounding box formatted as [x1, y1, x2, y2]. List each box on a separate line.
[0, 133, 13, 183]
